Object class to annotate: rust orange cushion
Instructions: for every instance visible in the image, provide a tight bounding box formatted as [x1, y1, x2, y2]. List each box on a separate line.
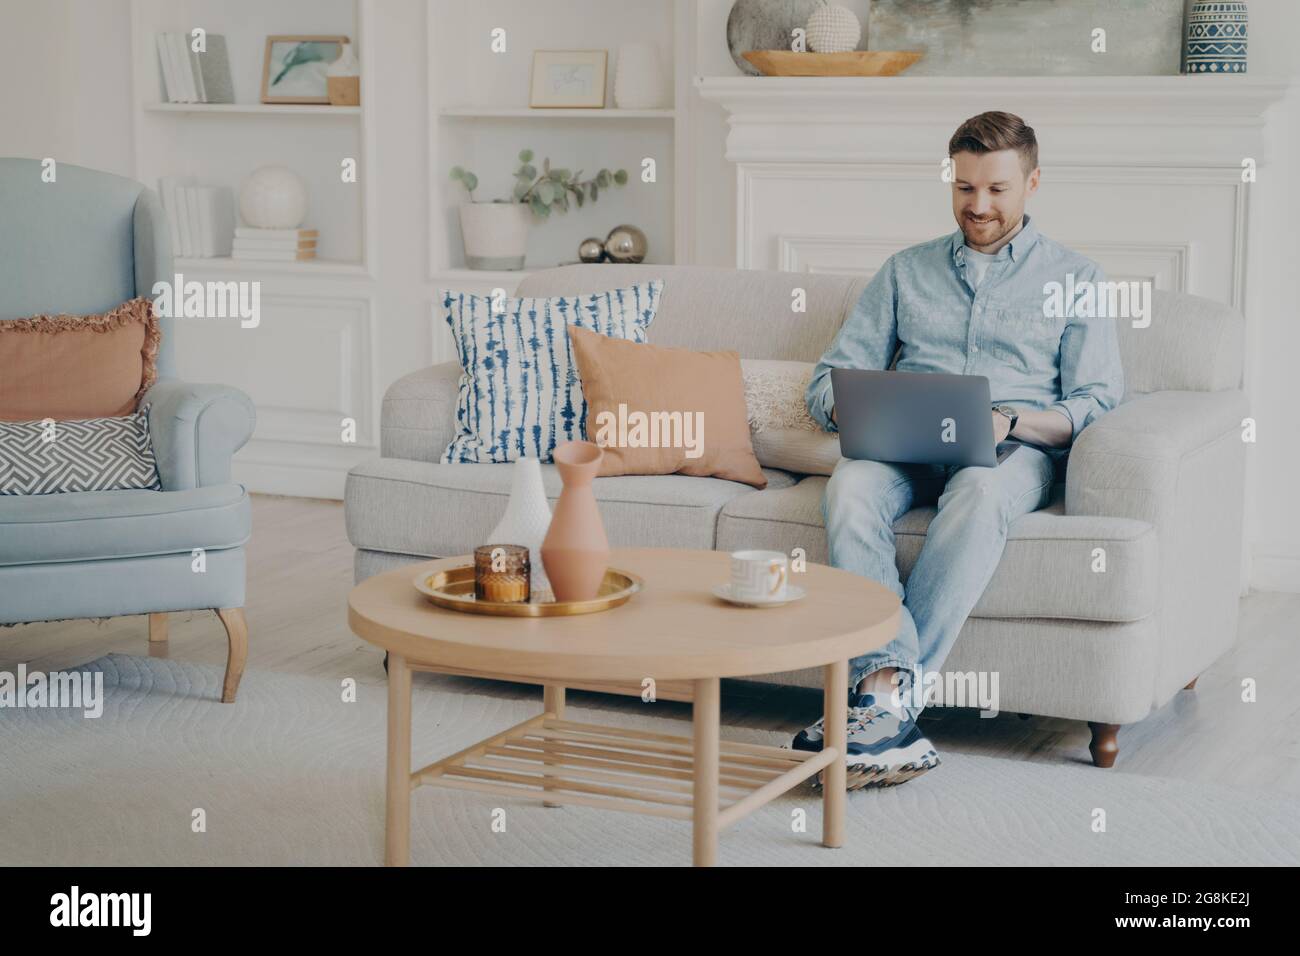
[568, 325, 767, 489]
[0, 297, 160, 421]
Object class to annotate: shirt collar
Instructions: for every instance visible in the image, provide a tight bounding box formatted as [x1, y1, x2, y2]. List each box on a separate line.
[951, 214, 1039, 266]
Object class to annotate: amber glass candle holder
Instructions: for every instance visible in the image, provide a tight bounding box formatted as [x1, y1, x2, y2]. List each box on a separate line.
[474, 544, 531, 603]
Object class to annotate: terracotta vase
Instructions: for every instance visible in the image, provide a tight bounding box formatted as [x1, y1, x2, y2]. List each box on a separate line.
[541, 441, 609, 601]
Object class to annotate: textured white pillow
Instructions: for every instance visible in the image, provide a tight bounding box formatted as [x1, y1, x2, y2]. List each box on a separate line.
[740, 359, 820, 432]
[740, 359, 842, 475]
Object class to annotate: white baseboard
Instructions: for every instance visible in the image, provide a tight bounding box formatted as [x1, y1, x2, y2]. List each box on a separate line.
[1250, 552, 1300, 594]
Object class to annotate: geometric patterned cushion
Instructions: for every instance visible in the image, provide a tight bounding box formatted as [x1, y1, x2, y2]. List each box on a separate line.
[438, 280, 663, 464]
[0, 405, 162, 495]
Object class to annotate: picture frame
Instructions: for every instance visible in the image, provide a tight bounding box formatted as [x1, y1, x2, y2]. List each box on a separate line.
[529, 50, 608, 109]
[261, 35, 349, 104]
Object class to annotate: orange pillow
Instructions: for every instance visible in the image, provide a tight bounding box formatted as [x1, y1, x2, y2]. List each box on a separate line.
[569, 325, 767, 488]
[0, 297, 160, 421]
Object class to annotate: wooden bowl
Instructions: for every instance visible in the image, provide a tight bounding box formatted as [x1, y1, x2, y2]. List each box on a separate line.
[742, 50, 923, 77]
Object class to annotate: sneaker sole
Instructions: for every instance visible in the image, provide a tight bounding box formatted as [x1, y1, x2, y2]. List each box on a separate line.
[813, 737, 941, 791]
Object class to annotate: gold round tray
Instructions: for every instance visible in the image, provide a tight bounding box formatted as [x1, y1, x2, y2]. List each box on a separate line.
[413, 564, 643, 617]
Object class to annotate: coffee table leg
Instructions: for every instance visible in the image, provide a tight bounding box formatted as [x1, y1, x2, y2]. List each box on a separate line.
[823, 660, 847, 848]
[693, 677, 720, 867]
[386, 652, 412, 866]
[542, 685, 566, 808]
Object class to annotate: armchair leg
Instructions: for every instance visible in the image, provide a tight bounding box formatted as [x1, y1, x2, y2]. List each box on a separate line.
[148, 613, 168, 643]
[216, 608, 248, 703]
[1087, 722, 1121, 768]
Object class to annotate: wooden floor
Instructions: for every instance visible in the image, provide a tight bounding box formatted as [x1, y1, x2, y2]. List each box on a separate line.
[6, 493, 1299, 795]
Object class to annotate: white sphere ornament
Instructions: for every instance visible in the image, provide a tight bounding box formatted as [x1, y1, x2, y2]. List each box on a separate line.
[806, 3, 861, 53]
[238, 165, 308, 229]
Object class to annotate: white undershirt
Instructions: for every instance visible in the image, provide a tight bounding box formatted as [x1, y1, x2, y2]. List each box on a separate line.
[964, 247, 999, 290]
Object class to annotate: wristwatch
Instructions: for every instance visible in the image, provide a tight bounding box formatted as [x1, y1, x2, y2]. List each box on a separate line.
[993, 404, 1019, 435]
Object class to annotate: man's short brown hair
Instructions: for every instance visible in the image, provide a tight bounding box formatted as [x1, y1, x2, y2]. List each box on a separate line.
[948, 111, 1038, 175]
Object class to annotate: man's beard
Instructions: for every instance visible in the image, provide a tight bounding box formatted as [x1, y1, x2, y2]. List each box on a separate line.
[960, 211, 1016, 247]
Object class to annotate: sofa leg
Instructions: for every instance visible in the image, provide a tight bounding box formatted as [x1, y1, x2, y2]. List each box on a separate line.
[148, 613, 168, 644]
[216, 608, 248, 703]
[1184, 676, 1199, 691]
[1087, 722, 1121, 768]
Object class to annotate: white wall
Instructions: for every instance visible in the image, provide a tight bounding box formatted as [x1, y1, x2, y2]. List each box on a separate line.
[2, 0, 1296, 592]
[1238, 1, 1300, 591]
[0, 0, 135, 176]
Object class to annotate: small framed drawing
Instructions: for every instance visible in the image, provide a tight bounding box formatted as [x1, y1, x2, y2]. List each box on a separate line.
[261, 35, 349, 104]
[530, 50, 608, 109]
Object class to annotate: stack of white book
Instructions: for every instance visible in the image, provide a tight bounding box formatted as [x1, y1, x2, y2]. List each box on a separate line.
[158, 178, 234, 258]
[231, 228, 319, 262]
[156, 33, 233, 104]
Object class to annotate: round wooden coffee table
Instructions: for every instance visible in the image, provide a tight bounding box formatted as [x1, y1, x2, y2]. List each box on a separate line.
[347, 547, 899, 866]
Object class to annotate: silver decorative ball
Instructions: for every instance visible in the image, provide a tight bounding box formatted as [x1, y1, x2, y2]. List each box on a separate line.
[604, 224, 648, 263]
[578, 237, 606, 263]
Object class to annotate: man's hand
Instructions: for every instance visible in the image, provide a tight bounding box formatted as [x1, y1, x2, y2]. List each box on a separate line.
[992, 409, 1012, 443]
[830, 406, 837, 426]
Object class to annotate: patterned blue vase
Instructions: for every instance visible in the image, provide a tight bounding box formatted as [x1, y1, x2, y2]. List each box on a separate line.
[1185, 1, 1249, 74]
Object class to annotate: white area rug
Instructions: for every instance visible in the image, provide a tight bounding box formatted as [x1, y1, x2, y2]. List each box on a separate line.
[2, 654, 1297, 866]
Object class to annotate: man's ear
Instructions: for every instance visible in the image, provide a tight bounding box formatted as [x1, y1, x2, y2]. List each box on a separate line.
[1026, 166, 1041, 196]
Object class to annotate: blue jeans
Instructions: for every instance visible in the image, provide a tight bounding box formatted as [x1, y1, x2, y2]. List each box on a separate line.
[823, 443, 1057, 720]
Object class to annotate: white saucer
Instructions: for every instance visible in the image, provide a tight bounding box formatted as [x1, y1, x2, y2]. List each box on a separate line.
[712, 583, 807, 608]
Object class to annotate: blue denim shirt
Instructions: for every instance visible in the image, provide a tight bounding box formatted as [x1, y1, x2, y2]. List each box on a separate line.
[806, 215, 1124, 457]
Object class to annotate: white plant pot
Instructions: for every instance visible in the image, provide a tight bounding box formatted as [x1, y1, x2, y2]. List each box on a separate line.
[487, 457, 554, 599]
[459, 201, 532, 271]
[614, 42, 667, 110]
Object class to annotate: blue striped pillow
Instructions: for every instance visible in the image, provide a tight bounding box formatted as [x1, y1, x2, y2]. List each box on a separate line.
[439, 280, 663, 463]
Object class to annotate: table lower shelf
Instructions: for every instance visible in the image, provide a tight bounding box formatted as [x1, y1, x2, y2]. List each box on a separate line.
[411, 714, 836, 827]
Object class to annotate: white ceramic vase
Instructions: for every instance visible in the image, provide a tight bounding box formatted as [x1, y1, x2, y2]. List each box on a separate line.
[614, 42, 667, 110]
[458, 201, 532, 270]
[487, 457, 553, 598]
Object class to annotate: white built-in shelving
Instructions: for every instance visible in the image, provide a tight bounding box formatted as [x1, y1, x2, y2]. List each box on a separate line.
[427, 0, 694, 302]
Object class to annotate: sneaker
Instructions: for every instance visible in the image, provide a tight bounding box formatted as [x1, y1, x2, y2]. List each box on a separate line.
[792, 692, 905, 755]
[794, 692, 940, 790]
[841, 722, 941, 789]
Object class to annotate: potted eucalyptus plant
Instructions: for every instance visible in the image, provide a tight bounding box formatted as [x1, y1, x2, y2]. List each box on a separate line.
[451, 150, 628, 270]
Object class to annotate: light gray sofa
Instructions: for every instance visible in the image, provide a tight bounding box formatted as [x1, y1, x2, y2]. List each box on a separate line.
[345, 264, 1248, 767]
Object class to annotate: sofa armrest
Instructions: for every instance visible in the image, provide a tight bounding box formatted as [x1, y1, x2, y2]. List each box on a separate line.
[1065, 389, 1248, 522]
[144, 379, 256, 491]
[380, 361, 462, 463]
[1065, 388, 1249, 705]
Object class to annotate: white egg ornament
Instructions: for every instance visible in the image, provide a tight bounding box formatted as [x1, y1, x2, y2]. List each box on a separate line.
[806, 2, 862, 54]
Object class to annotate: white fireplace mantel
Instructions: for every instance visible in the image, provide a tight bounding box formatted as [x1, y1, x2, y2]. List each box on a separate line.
[695, 76, 1292, 166]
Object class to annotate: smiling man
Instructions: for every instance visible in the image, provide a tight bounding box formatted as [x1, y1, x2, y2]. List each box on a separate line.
[797, 111, 1125, 789]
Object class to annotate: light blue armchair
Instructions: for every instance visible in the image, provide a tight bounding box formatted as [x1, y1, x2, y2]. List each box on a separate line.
[0, 158, 255, 701]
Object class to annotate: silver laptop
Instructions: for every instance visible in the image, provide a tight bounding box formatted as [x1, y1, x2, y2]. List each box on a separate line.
[830, 368, 1020, 468]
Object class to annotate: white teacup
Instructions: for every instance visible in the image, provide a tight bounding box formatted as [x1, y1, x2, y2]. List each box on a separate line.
[730, 549, 789, 602]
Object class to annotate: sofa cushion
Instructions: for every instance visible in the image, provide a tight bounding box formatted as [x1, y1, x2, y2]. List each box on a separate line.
[716, 476, 1157, 623]
[0, 483, 250, 567]
[570, 326, 767, 488]
[0, 405, 162, 495]
[749, 427, 843, 476]
[439, 280, 662, 465]
[0, 296, 160, 421]
[345, 458, 795, 557]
